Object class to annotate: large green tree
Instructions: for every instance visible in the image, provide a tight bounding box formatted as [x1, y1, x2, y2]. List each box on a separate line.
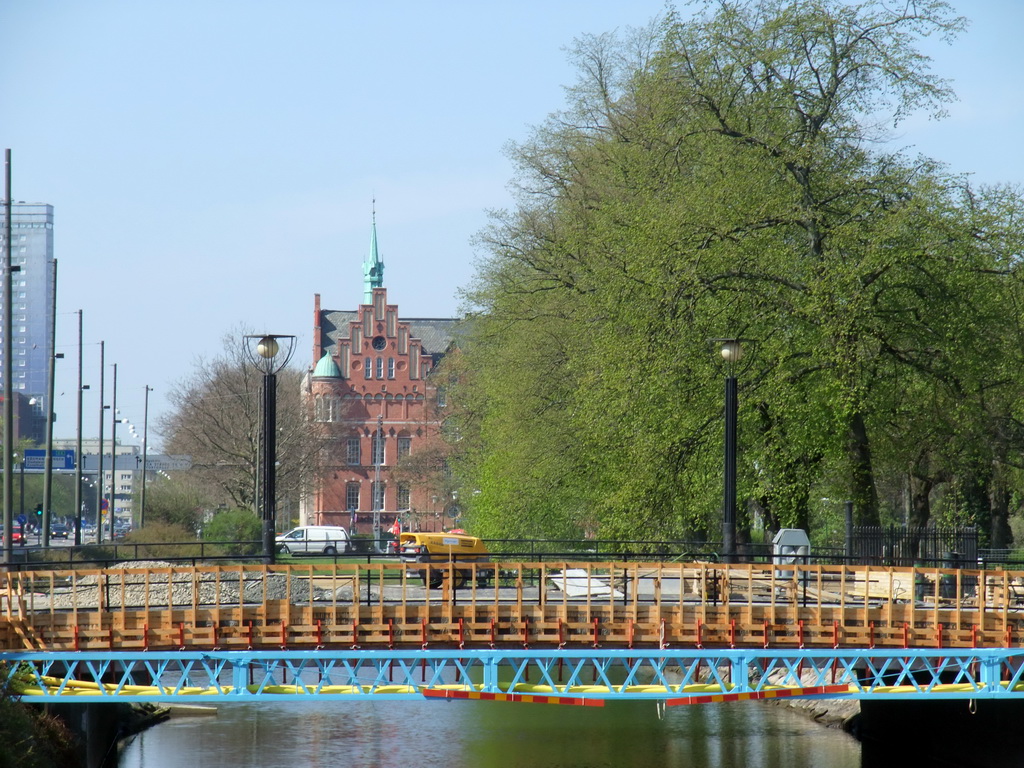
[455, 1, 1024, 548]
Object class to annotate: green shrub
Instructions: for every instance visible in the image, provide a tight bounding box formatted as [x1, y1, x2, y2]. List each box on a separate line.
[202, 509, 262, 556]
[0, 667, 78, 768]
[119, 521, 203, 560]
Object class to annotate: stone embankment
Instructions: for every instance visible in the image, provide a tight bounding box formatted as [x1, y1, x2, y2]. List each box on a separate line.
[776, 694, 860, 730]
[767, 666, 860, 731]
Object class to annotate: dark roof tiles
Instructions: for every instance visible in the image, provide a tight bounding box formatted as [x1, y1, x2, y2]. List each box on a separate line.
[319, 310, 462, 357]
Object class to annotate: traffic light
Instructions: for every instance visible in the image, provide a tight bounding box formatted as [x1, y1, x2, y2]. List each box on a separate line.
[34, 503, 42, 518]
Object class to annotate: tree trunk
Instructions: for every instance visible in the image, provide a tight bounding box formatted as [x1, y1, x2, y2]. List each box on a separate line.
[752, 496, 778, 540]
[989, 458, 1012, 550]
[908, 450, 934, 529]
[957, 470, 990, 541]
[908, 474, 932, 528]
[848, 411, 880, 526]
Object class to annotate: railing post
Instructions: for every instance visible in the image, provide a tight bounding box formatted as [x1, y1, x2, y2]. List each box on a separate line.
[844, 501, 854, 562]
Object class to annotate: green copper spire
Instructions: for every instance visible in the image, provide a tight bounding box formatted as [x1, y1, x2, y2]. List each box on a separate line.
[363, 203, 384, 304]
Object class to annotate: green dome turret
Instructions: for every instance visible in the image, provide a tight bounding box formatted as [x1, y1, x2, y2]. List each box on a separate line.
[312, 352, 341, 378]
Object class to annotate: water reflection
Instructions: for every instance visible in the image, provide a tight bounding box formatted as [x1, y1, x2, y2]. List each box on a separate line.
[120, 699, 861, 768]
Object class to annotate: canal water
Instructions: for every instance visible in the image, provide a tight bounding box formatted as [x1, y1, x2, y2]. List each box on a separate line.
[118, 698, 861, 768]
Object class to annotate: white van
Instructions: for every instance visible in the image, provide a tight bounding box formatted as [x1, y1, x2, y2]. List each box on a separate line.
[275, 526, 351, 556]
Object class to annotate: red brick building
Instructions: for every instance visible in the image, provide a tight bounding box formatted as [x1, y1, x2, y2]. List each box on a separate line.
[303, 223, 459, 540]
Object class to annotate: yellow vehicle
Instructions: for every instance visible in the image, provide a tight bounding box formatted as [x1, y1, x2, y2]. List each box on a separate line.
[398, 532, 491, 588]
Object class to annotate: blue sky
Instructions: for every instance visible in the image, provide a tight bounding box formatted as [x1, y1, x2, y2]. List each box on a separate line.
[2, 1, 1023, 448]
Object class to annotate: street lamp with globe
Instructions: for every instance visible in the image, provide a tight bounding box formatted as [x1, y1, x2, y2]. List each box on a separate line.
[244, 334, 296, 564]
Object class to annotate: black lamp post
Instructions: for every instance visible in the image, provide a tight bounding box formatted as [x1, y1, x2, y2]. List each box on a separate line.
[245, 334, 295, 565]
[720, 339, 743, 564]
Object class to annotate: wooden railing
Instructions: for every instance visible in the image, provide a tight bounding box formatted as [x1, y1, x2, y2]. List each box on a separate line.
[2, 561, 1022, 651]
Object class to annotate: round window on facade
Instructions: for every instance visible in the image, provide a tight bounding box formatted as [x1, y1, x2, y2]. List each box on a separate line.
[372, 336, 387, 351]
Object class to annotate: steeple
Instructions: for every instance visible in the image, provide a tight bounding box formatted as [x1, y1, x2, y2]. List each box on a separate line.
[363, 202, 384, 304]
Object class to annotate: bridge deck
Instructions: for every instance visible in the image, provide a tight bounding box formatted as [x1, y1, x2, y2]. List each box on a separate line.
[1, 560, 1021, 652]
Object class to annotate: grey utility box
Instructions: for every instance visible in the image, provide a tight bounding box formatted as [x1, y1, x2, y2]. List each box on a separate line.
[772, 528, 811, 579]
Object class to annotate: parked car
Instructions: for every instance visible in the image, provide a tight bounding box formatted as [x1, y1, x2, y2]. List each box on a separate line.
[49, 524, 70, 539]
[275, 526, 351, 556]
[398, 531, 491, 588]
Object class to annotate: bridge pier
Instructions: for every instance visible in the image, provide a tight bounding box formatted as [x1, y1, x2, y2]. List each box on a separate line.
[47, 702, 125, 768]
[858, 698, 1024, 768]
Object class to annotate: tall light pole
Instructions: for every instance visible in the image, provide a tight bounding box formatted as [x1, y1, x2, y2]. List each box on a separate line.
[17, 453, 23, 533]
[3, 149, 14, 565]
[95, 341, 105, 543]
[74, 310, 85, 546]
[42, 354, 62, 547]
[245, 334, 295, 565]
[42, 257, 60, 547]
[140, 385, 152, 527]
[719, 339, 743, 565]
[110, 362, 118, 536]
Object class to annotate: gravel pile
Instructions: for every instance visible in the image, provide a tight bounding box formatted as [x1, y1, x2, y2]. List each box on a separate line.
[30, 561, 340, 610]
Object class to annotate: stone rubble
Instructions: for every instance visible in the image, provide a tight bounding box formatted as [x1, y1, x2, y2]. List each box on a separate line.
[21, 561, 372, 609]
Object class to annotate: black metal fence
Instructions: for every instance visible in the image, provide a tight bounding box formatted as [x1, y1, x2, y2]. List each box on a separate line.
[0, 528, 1001, 571]
[848, 525, 978, 568]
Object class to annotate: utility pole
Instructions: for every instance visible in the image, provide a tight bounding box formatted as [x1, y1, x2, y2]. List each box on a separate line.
[140, 385, 152, 527]
[109, 363, 118, 537]
[42, 259, 58, 547]
[95, 341, 105, 542]
[74, 310, 84, 546]
[3, 150, 14, 565]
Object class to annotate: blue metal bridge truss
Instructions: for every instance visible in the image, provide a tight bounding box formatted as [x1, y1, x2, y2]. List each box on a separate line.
[5, 648, 1024, 705]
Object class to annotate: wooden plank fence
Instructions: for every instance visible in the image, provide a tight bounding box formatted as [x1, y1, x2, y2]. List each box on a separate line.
[2, 561, 1023, 652]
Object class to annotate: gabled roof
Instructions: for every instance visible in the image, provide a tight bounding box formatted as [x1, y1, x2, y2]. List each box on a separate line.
[319, 310, 463, 357]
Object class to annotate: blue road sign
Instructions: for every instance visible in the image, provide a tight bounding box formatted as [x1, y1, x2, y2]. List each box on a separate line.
[24, 449, 76, 470]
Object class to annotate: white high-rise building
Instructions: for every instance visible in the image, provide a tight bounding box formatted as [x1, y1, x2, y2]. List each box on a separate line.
[0, 203, 55, 441]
